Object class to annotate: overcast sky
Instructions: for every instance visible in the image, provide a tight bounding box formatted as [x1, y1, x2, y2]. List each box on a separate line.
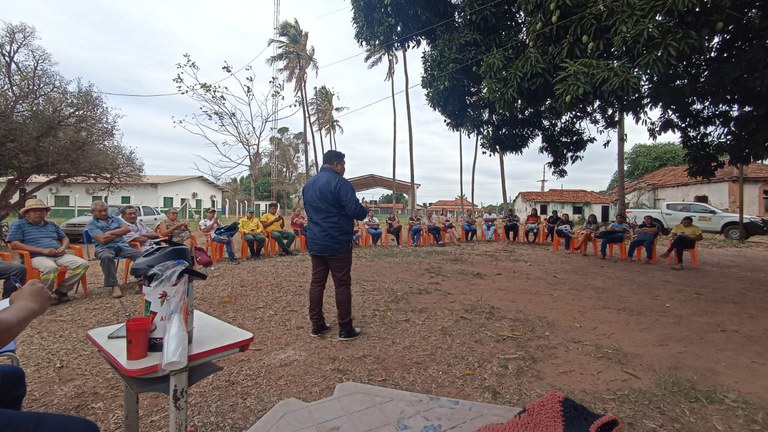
[3, 0, 675, 206]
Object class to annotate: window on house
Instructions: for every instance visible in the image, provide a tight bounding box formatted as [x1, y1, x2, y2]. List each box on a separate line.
[693, 195, 709, 204]
[121, 196, 131, 204]
[53, 195, 70, 207]
[762, 189, 768, 213]
[163, 197, 174, 208]
[572, 205, 583, 215]
[539, 204, 548, 215]
[195, 199, 202, 210]
[92, 196, 106, 203]
[210, 199, 216, 209]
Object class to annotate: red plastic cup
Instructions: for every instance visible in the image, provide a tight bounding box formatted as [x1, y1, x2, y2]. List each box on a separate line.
[126, 316, 152, 360]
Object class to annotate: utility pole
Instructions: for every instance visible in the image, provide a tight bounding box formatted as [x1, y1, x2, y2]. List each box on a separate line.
[536, 165, 548, 192]
[270, 0, 281, 202]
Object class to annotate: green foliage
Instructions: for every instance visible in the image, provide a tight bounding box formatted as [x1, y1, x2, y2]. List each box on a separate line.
[378, 192, 407, 207]
[606, 142, 686, 189]
[0, 22, 143, 221]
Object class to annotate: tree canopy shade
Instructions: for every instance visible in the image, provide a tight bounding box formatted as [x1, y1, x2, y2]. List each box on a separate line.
[0, 22, 143, 221]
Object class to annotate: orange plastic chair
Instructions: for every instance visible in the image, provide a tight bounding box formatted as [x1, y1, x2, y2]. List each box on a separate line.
[293, 232, 307, 252]
[552, 234, 576, 253]
[11, 246, 90, 297]
[607, 239, 628, 260]
[664, 239, 699, 268]
[205, 233, 225, 262]
[575, 235, 599, 256]
[632, 237, 658, 263]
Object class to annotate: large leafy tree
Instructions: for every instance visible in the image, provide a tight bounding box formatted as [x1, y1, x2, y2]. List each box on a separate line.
[0, 22, 143, 221]
[351, 0, 455, 212]
[267, 19, 319, 175]
[606, 142, 686, 190]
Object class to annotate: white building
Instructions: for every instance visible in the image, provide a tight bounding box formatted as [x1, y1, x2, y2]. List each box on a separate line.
[8, 175, 225, 219]
[624, 163, 768, 217]
[512, 189, 616, 223]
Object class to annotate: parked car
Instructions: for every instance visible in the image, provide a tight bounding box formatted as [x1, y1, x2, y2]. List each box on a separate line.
[60, 204, 166, 242]
[626, 202, 768, 240]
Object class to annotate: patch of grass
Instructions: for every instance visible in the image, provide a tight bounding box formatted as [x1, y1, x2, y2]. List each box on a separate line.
[700, 233, 768, 250]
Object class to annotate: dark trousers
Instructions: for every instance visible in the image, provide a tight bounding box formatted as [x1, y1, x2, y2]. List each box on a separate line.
[244, 233, 266, 256]
[628, 237, 655, 259]
[504, 224, 519, 241]
[545, 225, 555, 242]
[666, 236, 697, 264]
[95, 245, 142, 287]
[427, 226, 442, 244]
[387, 226, 402, 245]
[0, 365, 99, 432]
[555, 229, 572, 249]
[0, 262, 26, 299]
[600, 233, 626, 256]
[309, 250, 354, 332]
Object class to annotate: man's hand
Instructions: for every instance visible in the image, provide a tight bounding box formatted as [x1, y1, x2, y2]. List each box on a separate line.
[54, 247, 66, 256]
[9, 280, 50, 318]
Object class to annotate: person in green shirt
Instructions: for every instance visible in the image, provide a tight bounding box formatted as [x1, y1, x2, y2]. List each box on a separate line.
[660, 216, 703, 270]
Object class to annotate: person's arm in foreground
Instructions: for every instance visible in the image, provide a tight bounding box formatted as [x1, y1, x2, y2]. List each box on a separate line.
[0, 280, 50, 348]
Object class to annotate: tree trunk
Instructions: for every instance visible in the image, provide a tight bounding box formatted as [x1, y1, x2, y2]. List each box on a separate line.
[303, 82, 319, 173]
[317, 125, 326, 157]
[459, 131, 464, 214]
[616, 111, 627, 215]
[390, 65, 398, 214]
[471, 133, 479, 209]
[402, 47, 416, 213]
[738, 163, 745, 242]
[300, 85, 310, 180]
[499, 151, 508, 211]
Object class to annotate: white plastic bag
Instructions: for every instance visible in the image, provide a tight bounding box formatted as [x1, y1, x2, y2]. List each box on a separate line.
[161, 311, 188, 371]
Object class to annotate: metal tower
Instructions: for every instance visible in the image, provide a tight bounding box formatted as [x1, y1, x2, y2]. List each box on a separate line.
[270, 0, 281, 201]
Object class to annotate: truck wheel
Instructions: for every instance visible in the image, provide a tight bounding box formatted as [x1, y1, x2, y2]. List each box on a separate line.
[723, 225, 743, 240]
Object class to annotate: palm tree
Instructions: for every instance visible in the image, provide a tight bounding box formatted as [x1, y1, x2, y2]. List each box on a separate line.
[401, 47, 417, 213]
[311, 85, 347, 152]
[364, 46, 399, 206]
[267, 18, 319, 176]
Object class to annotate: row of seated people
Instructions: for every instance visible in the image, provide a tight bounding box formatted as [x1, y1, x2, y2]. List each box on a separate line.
[543, 212, 703, 270]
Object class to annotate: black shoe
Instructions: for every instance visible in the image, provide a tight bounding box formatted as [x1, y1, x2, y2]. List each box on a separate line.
[338, 327, 362, 341]
[229, 257, 241, 264]
[250, 255, 261, 260]
[280, 248, 297, 256]
[310, 323, 331, 337]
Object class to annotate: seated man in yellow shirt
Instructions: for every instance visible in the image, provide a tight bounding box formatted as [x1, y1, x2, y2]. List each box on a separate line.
[660, 216, 703, 270]
[260, 203, 297, 256]
[239, 209, 266, 260]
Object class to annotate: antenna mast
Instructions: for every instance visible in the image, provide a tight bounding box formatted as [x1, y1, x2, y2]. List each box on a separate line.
[536, 165, 548, 192]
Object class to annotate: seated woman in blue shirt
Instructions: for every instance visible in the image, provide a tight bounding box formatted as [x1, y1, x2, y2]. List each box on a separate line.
[599, 214, 630, 259]
[627, 215, 660, 263]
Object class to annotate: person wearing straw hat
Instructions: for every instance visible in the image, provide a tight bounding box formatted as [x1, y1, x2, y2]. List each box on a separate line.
[6, 198, 89, 305]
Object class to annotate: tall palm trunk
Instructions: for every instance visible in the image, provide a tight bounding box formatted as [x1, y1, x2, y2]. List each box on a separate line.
[499, 152, 508, 210]
[390, 64, 398, 213]
[303, 81, 319, 172]
[471, 133, 479, 208]
[459, 131, 464, 214]
[300, 86, 310, 179]
[402, 47, 416, 212]
[617, 111, 626, 215]
[332, 130, 337, 151]
[314, 88, 326, 157]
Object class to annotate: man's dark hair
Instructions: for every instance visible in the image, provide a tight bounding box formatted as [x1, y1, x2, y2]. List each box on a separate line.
[269, 202, 278, 209]
[682, 216, 694, 223]
[120, 205, 136, 216]
[323, 150, 345, 165]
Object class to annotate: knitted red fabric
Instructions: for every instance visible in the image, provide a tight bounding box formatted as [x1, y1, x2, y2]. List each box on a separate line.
[474, 392, 623, 432]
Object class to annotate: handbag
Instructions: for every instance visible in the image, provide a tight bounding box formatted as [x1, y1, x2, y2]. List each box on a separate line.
[193, 246, 213, 267]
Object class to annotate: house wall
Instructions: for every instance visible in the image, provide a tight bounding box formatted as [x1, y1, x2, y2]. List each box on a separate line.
[15, 178, 222, 219]
[512, 198, 616, 223]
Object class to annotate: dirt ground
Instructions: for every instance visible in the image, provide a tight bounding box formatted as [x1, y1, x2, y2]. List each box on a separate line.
[6, 234, 767, 431]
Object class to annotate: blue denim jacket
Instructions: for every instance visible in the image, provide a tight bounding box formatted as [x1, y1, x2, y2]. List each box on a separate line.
[303, 167, 368, 256]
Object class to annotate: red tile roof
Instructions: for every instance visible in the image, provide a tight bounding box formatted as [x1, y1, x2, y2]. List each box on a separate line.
[516, 189, 613, 204]
[629, 163, 768, 191]
[429, 198, 479, 208]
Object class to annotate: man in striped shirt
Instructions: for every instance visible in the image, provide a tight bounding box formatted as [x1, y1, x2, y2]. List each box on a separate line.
[7, 199, 89, 305]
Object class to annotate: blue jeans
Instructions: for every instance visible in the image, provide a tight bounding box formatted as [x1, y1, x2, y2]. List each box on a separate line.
[0, 365, 99, 432]
[483, 224, 496, 240]
[409, 225, 423, 245]
[600, 233, 626, 256]
[212, 234, 235, 259]
[427, 226, 442, 244]
[462, 224, 477, 241]
[0, 262, 26, 299]
[367, 228, 383, 245]
[628, 236, 655, 259]
[555, 229, 572, 249]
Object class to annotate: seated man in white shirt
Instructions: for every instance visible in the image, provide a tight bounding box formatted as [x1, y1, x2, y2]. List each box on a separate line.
[120, 206, 160, 250]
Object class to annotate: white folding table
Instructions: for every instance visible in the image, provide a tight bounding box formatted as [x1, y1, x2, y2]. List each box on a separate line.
[87, 310, 253, 432]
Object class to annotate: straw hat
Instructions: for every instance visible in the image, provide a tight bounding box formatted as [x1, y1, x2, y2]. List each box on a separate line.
[20, 198, 51, 215]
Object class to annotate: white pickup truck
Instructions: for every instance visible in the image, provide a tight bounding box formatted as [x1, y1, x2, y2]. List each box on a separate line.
[626, 202, 768, 240]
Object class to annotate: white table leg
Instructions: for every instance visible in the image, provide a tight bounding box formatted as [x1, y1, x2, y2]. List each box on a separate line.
[169, 368, 189, 432]
[124, 382, 140, 432]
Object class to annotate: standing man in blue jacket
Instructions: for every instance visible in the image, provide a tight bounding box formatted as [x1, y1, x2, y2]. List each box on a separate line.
[303, 150, 368, 341]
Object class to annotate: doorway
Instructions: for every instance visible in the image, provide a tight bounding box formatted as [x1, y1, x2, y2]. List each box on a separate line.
[539, 204, 548, 215]
[601, 205, 610, 223]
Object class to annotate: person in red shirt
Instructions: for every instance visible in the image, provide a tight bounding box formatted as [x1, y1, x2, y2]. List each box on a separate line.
[290, 207, 308, 236]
